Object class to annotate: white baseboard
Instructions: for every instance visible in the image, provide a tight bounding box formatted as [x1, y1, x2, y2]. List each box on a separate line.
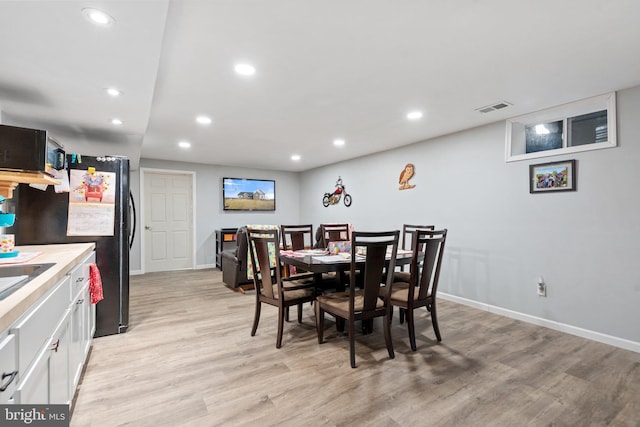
[129, 264, 218, 276]
[439, 292, 640, 354]
[196, 263, 217, 270]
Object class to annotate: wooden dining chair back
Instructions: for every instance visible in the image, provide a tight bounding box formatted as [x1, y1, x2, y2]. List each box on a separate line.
[394, 224, 435, 283]
[401, 224, 435, 250]
[319, 223, 350, 248]
[388, 229, 447, 351]
[281, 224, 314, 250]
[315, 230, 400, 368]
[280, 224, 317, 284]
[247, 228, 315, 348]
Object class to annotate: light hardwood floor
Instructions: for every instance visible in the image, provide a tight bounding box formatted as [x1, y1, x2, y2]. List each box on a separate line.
[70, 269, 640, 426]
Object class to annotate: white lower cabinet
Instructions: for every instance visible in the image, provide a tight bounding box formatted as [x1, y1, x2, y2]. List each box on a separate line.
[11, 276, 71, 376]
[49, 309, 71, 405]
[70, 284, 91, 395]
[13, 344, 48, 404]
[3, 250, 96, 406]
[15, 309, 71, 405]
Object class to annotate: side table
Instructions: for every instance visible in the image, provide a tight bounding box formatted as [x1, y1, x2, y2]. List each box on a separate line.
[215, 228, 238, 268]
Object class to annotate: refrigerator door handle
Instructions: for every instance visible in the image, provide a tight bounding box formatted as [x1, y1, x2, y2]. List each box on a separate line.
[129, 192, 136, 250]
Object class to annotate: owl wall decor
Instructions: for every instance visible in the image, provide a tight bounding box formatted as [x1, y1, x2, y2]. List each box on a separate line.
[399, 163, 416, 190]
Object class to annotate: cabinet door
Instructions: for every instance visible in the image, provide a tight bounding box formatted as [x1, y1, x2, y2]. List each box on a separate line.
[69, 287, 85, 395]
[70, 284, 94, 397]
[89, 298, 96, 338]
[14, 344, 49, 404]
[14, 310, 70, 405]
[49, 310, 70, 405]
[68, 251, 96, 397]
[81, 286, 92, 357]
[10, 276, 71, 376]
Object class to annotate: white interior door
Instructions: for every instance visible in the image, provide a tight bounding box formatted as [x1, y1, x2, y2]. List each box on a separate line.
[143, 171, 194, 272]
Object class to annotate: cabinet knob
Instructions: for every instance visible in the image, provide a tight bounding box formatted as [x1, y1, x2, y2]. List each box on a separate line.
[145, 226, 152, 230]
[50, 339, 60, 352]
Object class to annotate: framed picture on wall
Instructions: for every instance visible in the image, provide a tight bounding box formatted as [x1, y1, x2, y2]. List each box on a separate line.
[529, 159, 576, 193]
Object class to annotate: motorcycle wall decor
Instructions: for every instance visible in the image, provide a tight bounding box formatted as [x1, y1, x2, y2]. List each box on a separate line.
[323, 176, 352, 207]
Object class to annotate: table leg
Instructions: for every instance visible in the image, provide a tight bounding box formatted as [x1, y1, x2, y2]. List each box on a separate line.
[337, 271, 346, 292]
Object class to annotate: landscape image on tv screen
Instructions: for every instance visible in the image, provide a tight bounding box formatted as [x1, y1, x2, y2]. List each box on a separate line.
[223, 177, 275, 211]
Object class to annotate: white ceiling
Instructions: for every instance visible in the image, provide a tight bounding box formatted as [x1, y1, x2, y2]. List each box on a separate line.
[1, 1, 639, 172]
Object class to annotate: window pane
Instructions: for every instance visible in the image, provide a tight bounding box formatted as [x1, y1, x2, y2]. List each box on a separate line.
[568, 110, 607, 147]
[525, 120, 563, 153]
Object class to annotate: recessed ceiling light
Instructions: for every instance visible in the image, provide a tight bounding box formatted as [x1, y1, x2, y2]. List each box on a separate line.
[196, 115, 212, 125]
[82, 8, 115, 26]
[333, 139, 345, 147]
[178, 141, 191, 149]
[407, 111, 423, 120]
[234, 63, 256, 76]
[105, 88, 122, 97]
[111, 118, 123, 125]
[291, 154, 301, 161]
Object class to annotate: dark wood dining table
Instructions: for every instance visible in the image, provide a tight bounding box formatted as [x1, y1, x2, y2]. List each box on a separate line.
[280, 249, 413, 332]
[280, 249, 413, 292]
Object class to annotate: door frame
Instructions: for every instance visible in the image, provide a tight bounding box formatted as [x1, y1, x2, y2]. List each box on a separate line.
[140, 167, 197, 274]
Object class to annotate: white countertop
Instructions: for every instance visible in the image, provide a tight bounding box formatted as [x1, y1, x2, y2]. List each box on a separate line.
[0, 243, 95, 331]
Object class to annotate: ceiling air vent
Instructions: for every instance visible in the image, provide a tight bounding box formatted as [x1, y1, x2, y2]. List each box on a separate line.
[475, 101, 512, 114]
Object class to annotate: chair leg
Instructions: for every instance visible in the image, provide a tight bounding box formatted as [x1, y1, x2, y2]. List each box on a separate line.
[362, 319, 372, 334]
[297, 302, 303, 323]
[276, 307, 285, 348]
[285, 306, 290, 322]
[430, 302, 442, 342]
[315, 303, 325, 344]
[349, 318, 356, 368]
[399, 308, 405, 324]
[383, 313, 395, 360]
[251, 301, 261, 336]
[407, 308, 417, 351]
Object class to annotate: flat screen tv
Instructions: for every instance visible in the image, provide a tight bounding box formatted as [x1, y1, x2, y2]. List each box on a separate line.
[223, 177, 276, 211]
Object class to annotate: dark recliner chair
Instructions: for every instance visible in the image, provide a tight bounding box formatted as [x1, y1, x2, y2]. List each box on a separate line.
[221, 226, 253, 288]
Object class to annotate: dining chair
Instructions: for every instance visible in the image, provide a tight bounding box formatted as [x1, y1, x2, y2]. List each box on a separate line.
[247, 228, 316, 348]
[319, 223, 350, 249]
[393, 224, 435, 283]
[279, 224, 317, 315]
[315, 230, 399, 368]
[281, 224, 314, 251]
[387, 229, 447, 351]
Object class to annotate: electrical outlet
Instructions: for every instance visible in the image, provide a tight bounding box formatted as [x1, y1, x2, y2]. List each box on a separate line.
[537, 278, 546, 297]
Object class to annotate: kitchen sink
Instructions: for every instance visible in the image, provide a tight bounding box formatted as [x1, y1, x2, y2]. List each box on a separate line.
[0, 263, 56, 300]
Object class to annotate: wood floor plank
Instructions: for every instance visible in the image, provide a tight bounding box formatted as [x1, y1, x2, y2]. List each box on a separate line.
[70, 269, 640, 426]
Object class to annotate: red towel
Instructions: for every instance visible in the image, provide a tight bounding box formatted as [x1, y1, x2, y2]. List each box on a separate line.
[89, 263, 104, 304]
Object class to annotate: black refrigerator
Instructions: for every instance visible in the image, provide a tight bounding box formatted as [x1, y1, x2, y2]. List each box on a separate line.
[8, 154, 132, 337]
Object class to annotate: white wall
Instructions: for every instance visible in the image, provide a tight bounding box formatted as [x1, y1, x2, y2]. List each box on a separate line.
[300, 85, 640, 345]
[129, 158, 301, 272]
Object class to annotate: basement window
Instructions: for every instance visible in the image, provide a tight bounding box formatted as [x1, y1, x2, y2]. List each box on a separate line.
[505, 92, 616, 162]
